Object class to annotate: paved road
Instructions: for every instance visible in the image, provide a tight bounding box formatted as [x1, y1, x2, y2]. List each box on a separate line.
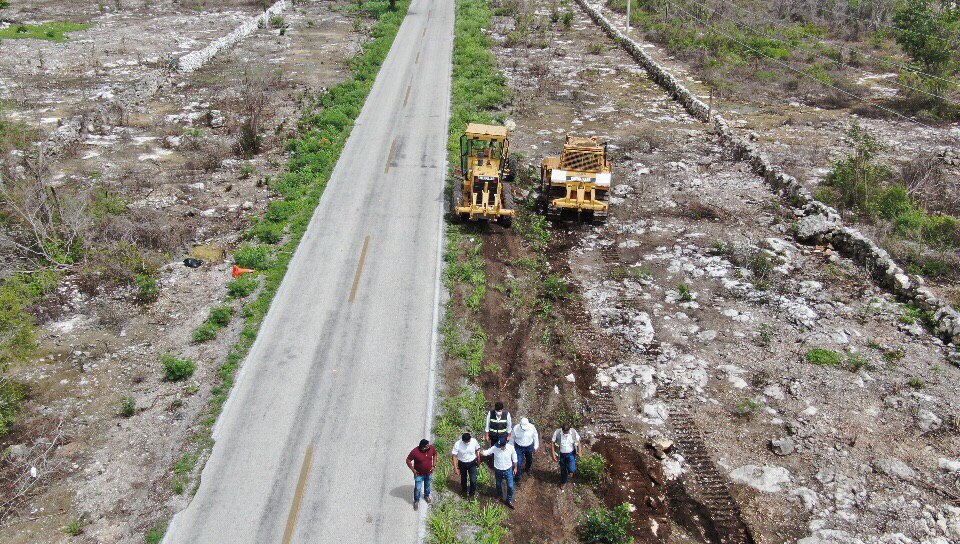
[164, 0, 452, 542]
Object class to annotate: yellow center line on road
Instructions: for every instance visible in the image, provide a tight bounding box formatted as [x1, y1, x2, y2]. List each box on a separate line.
[348, 235, 371, 304]
[281, 445, 314, 544]
[422, 26, 427, 38]
[404, 85, 412, 107]
[384, 137, 398, 174]
[415, 50, 421, 64]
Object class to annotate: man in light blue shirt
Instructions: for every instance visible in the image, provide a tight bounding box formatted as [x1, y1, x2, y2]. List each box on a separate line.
[481, 437, 518, 509]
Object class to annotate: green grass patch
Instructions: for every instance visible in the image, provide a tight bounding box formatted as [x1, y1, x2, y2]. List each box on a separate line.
[0, 21, 92, 42]
[806, 348, 842, 367]
[232, 244, 276, 270]
[428, 0, 511, 539]
[145, 522, 167, 544]
[805, 348, 872, 372]
[226, 276, 259, 299]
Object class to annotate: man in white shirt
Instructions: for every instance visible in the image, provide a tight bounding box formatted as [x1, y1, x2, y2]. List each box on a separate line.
[451, 432, 481, 499]
[550, 424, 581, 490]
[511, 417, 539, 485]
[481, 436, 518, 509]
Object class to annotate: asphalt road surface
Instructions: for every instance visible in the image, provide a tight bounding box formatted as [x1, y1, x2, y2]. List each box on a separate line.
[163, 0, 452, 541]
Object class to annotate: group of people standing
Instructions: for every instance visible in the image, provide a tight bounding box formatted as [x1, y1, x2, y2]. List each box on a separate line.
[406, 402, 582, 510]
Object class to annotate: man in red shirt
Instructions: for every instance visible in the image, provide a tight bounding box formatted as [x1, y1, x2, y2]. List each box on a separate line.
[406, 439, 438, 510]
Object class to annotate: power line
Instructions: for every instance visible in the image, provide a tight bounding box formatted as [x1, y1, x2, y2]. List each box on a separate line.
[683, 0, 960, 105]
[707, 0, 960, 92]
[658, 0, 949, 134]
[778, 0, 960, 48]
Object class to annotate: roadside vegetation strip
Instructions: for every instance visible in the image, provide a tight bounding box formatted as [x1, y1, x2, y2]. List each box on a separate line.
[574, 0, 960, 347]
[151, 0, 411, 528]
[428, 0, 512, 541]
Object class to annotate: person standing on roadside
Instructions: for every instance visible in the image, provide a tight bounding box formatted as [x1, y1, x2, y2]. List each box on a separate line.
[406, 439, 438, 510]
[481, 437, 518, 509]
[451, 432, 481, 499]
[485, 401, 512, 447]
[511, 417, 539, 485]
[551, 424, 581, 490]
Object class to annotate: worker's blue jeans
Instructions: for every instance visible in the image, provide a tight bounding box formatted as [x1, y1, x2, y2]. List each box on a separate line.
[559, 452, 577, 485]
[413, 474, 432, 502]
[515, 444, 535, 484]
[494, 468, 515, 503]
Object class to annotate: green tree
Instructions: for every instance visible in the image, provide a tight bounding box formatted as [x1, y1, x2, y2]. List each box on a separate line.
[893, 0, 957, 73]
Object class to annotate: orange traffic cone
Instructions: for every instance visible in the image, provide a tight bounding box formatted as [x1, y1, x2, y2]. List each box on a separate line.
[232, 265, 254, 278]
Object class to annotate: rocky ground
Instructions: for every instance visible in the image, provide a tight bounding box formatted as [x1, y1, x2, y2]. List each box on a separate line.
[587, 0, 960, 304]
[485, 0, 960, 542]
[0, 1, 368, 541]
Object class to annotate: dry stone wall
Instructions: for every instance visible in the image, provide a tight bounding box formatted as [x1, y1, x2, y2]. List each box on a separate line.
[42, 1, 289, 159]
[574, 0, 960, 348]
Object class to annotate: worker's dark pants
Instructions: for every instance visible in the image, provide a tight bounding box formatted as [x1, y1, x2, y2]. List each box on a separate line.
[559, 452, 577, 485]
[515, 444, 535, 484]
[494, 468, 515, 503]
[458, 459, 478, 498]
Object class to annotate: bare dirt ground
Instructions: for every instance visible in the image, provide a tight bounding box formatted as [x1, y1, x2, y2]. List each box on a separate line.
[0, 1, 369, 541]
[474, 0, 960, 542]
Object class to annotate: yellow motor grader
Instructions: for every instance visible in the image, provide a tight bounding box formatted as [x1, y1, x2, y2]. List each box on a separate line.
[541, 135, 612, 223]
[451, 123, 515, 227]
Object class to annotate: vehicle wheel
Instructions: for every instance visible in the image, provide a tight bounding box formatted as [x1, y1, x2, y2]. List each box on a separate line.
[505, 154, 519, 183]
[501, 183, 515, 211]
[451, 179, 464, 211]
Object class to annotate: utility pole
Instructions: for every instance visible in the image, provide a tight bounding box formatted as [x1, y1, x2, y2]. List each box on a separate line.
[626, 0, 631, 32]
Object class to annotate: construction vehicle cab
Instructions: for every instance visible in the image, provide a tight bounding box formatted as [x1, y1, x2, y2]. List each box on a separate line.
[452, 123, 515, 226]
[541, 135, 611, 223]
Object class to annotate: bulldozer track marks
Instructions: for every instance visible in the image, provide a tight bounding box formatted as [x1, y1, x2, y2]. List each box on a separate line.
[662, 394, 755, 544]
[570, 244, 755, 543]
[599, 244, 622, 263]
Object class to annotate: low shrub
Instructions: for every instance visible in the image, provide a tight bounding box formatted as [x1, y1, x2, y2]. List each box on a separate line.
[63, 516, 86, 536]
[0, 378, 28, 436]
[117, 395, 136, 418]
[233, 244, 275, 270]
[577, 451, 607, 485]
[135, 273, 160, 304]
[161, 354, 195, 382]
[226, 276, 259, 299]
[192, 322, 219, 343]
[208, 306, 234, 327]
[577, 503, 635, 544]
[249, 220, 284, 244]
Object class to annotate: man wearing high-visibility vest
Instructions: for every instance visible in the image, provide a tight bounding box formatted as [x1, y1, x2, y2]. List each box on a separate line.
[485, 401, 512, 447]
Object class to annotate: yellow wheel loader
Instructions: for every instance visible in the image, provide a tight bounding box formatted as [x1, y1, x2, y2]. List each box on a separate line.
[451, 123, 515, 227]
[541, 135, 612, 223]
